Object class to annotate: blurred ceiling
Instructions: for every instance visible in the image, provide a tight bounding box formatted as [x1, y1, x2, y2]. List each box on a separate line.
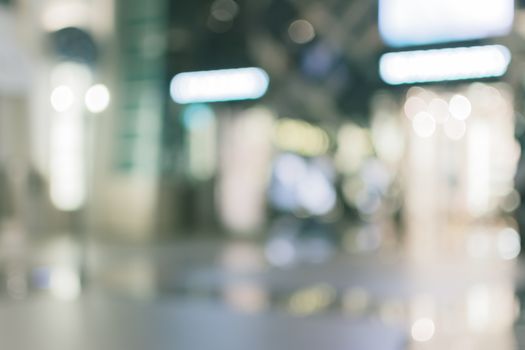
[168, 0, 384, 124]
[167, 0, 525, 124]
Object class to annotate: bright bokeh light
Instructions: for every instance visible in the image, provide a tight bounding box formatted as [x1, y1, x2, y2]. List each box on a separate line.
[403, 96, 426, 119]
[412, 111, 435, 138]
[274, 153, 309, 186]
[411, 318, 435, 342]
[427, 98, 449, 123]
[49, 267, 81, 301]
[407, 86, 434, 100]
[274, 119, 330, 157]
[288, 284, 336, 316]
[170, 67, 269, 103]
[497, 228, 521, 260]
[288, 19, 315, 44]
[449, 94, 471, 120]
[379, 45, 511, 85]
[379, 0, 514, 47]
[85, 84, 111, 113]
[270, 154, 337, 216]
[296, 168, 337, 216]
[50, 85, 74, 112]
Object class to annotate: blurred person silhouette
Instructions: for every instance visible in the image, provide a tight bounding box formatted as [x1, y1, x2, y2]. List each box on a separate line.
[0, 164, 13, 224]
[26, 166, 49, 233]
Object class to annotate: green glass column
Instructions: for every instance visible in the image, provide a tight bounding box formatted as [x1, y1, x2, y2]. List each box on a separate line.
[114, 0, 168, 176]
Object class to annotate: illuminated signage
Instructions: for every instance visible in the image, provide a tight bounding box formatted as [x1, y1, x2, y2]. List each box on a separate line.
[170, 67, 269, 104]
[379, 0, 514, 47]
[379, 45, 511, 85]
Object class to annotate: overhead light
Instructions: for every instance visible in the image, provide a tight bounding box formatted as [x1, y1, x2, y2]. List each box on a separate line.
[379, 45, 511, 85]
[412, 111, 436, 138]
[85, 84, 111, 113]
[50, 85, 75, 112]
[170, 67, 269, 104]
[379, 0, 514, 47]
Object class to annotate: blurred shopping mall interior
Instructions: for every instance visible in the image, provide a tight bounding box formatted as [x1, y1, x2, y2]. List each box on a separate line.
[2, 0, 525, 349]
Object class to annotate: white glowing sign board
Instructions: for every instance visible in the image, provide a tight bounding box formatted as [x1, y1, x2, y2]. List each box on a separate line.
[379, 0, 514, 47]
[379, 45, 511, 85]
[170, 67, 269, 104]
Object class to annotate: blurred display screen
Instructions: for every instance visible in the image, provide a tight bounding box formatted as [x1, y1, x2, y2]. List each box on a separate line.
[379, 0, 514, 47]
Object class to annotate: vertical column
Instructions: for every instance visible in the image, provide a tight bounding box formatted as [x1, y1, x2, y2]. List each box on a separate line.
[101, 0, 167, 239]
